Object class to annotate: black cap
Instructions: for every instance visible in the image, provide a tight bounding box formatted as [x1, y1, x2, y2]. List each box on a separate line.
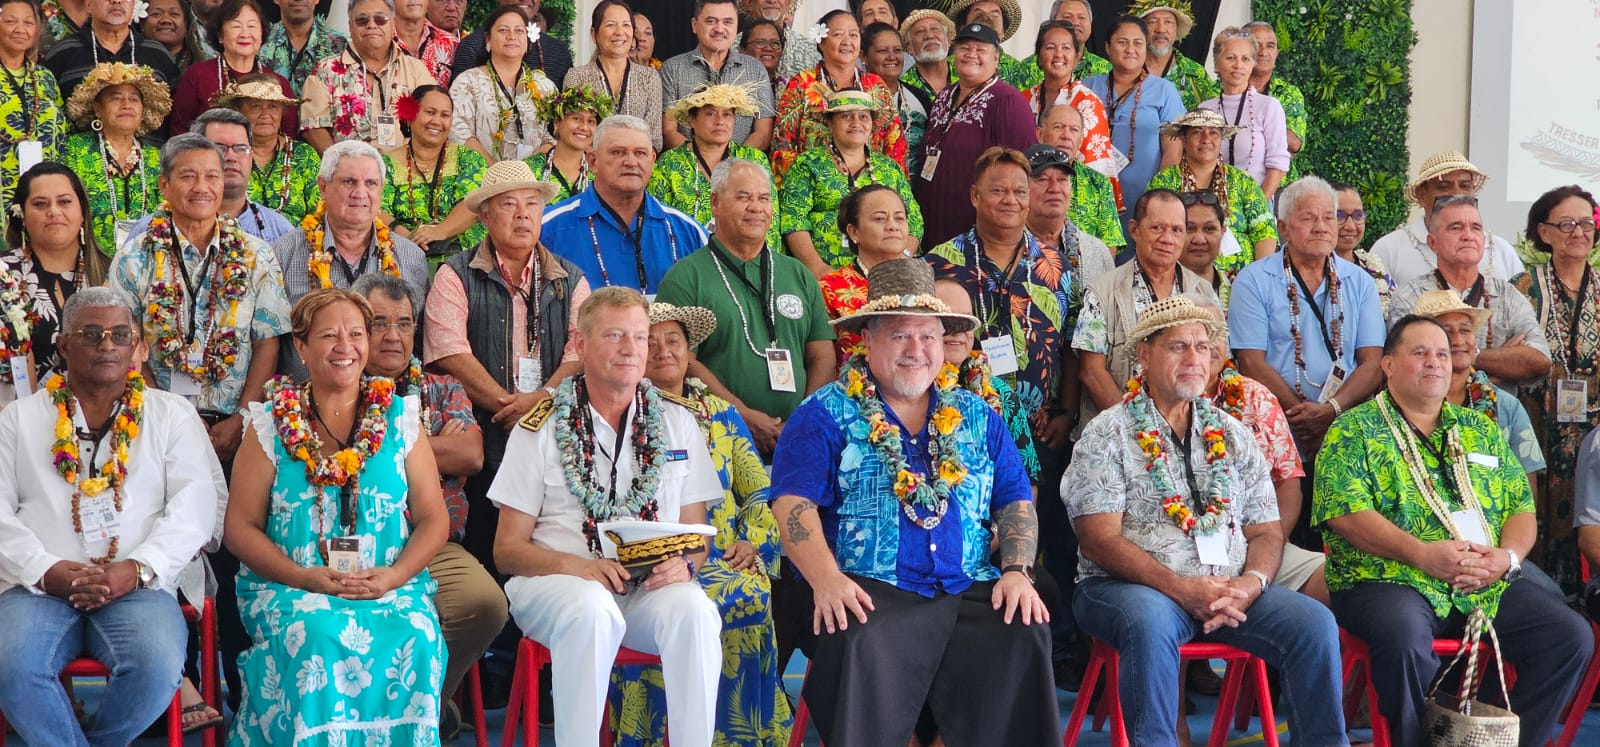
[1024, 144, 1073, 176]
[953, 22, 1001, 48]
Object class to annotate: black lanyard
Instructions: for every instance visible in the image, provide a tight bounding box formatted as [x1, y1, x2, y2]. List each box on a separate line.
[288, 26, 316, 82]
[1171, 421, 1202, 501]
[1105, 73, 1142, 122]
[1436, 269, 1487, 308]
[598, 195, 648, 290]
[493, 241, 543, 355]
[690, 139, 717, 180]
[358, 55, 390, 112]
[709, 240, 776, 341]
[78, 401, 124, 474]
[407, 142, 447, 222]
[1227, 90, 1247, 167]
[1568, 267, 1592, 369]
[1291, 259, 1338, 357]
[335, 247, 374, 285]
[170, 231, 215, 346]
[589, 400, 631, 504]
[2, 64, 35, 135]
[1401, 412, 1465, 508]
[1135, 261, 1183, 303]
[923, 76, 997, 154]
[491, 65, 527, 141]
[972, 233, 1024, 337]
[603, 61, 631, 113]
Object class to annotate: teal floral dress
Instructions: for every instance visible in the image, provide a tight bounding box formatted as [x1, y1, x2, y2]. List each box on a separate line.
[522, 151, 590, 205]
[648, 143, 779, 249]
[777, 147, 923, 269]
[61, 132, 161, 255]
[609, 384, 792, 746]
[382, 143, 488, 268]
[249, 137, 322, 225]
[231, 390, 446, 745]
[0, 63, 67, 234]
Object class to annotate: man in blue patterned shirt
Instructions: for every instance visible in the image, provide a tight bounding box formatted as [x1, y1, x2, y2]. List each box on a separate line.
[770, 257, 1055, 747]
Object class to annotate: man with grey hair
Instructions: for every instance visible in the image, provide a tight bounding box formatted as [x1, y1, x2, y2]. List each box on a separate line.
[273, 138, 430, 378]
[900, 7, 955, 101]
[122, 109, 297, 243]
[542, 115, 709, 295]
[657, 157, 834, 457]
[424, 159, 591, 571]
[0, 285, 224, 747]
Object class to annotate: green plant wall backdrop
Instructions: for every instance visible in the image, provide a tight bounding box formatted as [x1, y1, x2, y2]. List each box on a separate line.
[1255, 0, 1417, 246]
[464, 0, 576, 40]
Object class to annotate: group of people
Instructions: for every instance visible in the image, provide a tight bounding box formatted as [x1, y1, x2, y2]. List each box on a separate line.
[0, 1, 1599, 747]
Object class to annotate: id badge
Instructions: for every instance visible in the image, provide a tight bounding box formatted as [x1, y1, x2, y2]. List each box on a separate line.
[1193, 528, 1229, 566]
[920, 148, 941, 181]
[79, 491, 119, 542]
[1557, 378, 1588, 423]
[17, 140, 42, 174]
[9, 352, 33, 398]
[114, 219, 137, 251]
[981, 335, 1019, 376]
[170, 350, 204, 397]
[1449, 509, 1490, 546]
[327, 536, 361, 573]
[375, 115, 400, 147]
[1318, 363, 1347, 404]
[766, 347, 796, 392]
[516, 355, 543, 394]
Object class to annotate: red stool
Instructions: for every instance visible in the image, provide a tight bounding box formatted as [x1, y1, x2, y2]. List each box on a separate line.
[786, 662, 812, 747]
[1555, 557, 1600, 747]
[451, 662, 488, 747]
[1338, 629, 1508, 747]
[1062, 639, 1279, 747]
[0, 599, 217, 747]
[500, 637, 666, 746]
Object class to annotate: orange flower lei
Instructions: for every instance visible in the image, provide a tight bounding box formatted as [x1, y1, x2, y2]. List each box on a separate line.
[48, 370, 145, 564]
[300, 201, 399, 289]
[1124, 375, 1231, 535]
[840, 354, 968, 529]
[1212, 363, 1247, 421]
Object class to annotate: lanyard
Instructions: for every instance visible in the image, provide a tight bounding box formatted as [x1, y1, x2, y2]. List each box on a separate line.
[1227, 90, 1247, 167]
[336, 247, 373, 284]
[1135, 261, 1183, 305]
[923, 76, 998, 154]
[78, 401, 124, 476]
[1291, 259, 1338, 358]
[1436, 269, 1487, 308]
[830, 142, 869, 192]
[597, 195, 647, 288]
[1567, 267, 1592, 369]
[1403, 416, 1466, 508]
[406, 141, 447, 222]
[971, 233, 1028, 338]
[1105, 73, 1143, 122]
[493, 241, 543, 356]
[602, 60, 631, 112]
[169, 230, 216, 346]
[709, 239, 776, 342]
[2, 63, 36, 136]
[588, 399, 631, 504]
[288, 24, 318, 81]
[490, 64, 527, 142]
[357, 53, 392, 112]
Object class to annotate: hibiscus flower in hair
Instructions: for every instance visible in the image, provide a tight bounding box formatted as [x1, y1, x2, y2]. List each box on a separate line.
[396, 92, 421, 124]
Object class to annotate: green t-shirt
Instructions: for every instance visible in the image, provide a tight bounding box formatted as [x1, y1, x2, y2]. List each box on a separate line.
[656, 239, 834, 420]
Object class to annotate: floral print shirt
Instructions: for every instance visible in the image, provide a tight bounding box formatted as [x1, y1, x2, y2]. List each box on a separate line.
[770, 65, 907, 181]
[1147, 162, 1278, 275]
[1214, 372, 1305, 483]
[247, 137, 322, 225]
[777, 147, 922, 269]
[380, 143, 488, 264]
[0, 63, 66, 235]
[258, 18, 349, 96]
[448, 64, 557, 161]
[300, 47, 438, 145]
[61, 132, 161, 255]
[419, 370, 478, 540]
[819, 261, 868, 364]
[396, 21, 459, 88]
[1073, 162, 1126, 247]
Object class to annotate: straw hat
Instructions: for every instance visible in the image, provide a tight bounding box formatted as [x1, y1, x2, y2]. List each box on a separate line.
[647, 302, 718, 349]
[1129, 0, 1196, 41]
[1412, 289, 1491, 332]
[1160, 108, 1246, 139]
[1407, 150, 1488, 205]
[945, 0, 1021, 43]
[66, 63, 173, 135]
[213, 77, 302, 108]
[664, 83, 760, 128]
[899, 9, 956, 42]
[809, 89, 885, 122]
[1128, 295, 1221, 343]
[832, 258, 978, 334]
[462, 160, 560, 211]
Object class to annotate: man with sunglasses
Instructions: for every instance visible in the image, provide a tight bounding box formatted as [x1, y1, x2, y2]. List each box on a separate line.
[1370, 150, 1526, 286]
[0, 286, 225, 747]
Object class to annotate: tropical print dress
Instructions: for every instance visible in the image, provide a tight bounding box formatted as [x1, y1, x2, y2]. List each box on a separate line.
[231, 392, 446, 745]
[647, 142, 778, 250]
[248, 137, 322, 225]
[522, 151, 590, 205]
[381, 143, 488, 268]
[609, 384, 792, 747]
[1072, 162, 1126, 247]
[777, 147, 923, 269]
[1147, 162, 1278, 276]
[61, 132, 161, 255]
[820, 261, 869, 364]
[0, 62, 67, 234]
[769, 65, 906, 181]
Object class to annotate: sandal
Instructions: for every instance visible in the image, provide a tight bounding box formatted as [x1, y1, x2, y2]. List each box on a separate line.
[180, 703, 224, 734]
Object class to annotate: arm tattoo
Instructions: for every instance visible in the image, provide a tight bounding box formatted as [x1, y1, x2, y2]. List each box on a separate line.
[996, 501, 1040, 568]
[784, 499, 817, 543]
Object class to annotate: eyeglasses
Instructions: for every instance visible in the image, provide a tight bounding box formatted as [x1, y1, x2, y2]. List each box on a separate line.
[1542, 218, 1598, 234]
[72, 325, 138, 346]
[217, 143, 252, 155]
[351, 13, 390, 27]
[371, 319, 416, 334]
[1337, 209, 1366, 223]
[1178, 191, 1221, 207]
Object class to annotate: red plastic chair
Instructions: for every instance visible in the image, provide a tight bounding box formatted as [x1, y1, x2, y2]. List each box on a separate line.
[0, 599, 218, 747]
[786, 662, 813, 747]
[1062, 638, 1279, 747]
[500, 637, 666, 746]
[1339, 628, 1511, 747]
[1556, 557, 1600, 747]
[451, 662, 488, 747]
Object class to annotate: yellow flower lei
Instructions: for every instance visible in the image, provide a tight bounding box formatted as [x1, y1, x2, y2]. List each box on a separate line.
[840, 354, 968, 529]
[48, 369, 145, 564]
[300, 202, 399, 288]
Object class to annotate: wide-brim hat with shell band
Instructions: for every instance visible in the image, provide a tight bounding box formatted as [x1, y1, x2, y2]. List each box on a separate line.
[944, 0, 1022, 43]
[1160, 108, 1246, 139]
[664, 83, 761, 128]
[1412, 288, 1491, 333]
[66, 62, 173, 136]
[1128, 0, 1197, 41]
[831, 258, 979, 334]
[1128, 295, 1222, 343]
[462, 159, 561, 211]
[1407, 150, 1489, 205]
[647, 302, 718, 349]
[808, 88, 887, 122]
[213, 77, 303, 108]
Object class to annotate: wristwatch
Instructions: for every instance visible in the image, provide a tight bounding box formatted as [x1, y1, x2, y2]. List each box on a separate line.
[132, 559, 155, 589]
[1503, 549, 1523, 583]
[1000, 564, 1036, 584]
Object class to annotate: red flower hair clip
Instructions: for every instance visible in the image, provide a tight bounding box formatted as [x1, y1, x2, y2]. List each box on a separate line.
[395, 92, 421, 124]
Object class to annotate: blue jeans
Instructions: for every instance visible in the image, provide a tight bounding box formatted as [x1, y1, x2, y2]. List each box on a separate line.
[0, 587, 186, 747]
[1074, 575, 1349, 747]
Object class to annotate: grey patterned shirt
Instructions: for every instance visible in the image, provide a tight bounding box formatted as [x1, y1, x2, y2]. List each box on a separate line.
[1387, 273, 1550, 360]
[659, 49, 778, 144]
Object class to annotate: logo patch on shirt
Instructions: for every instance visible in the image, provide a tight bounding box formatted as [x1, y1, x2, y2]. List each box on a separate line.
[777, 293, 804, 319]
[667, 449, 689, 462]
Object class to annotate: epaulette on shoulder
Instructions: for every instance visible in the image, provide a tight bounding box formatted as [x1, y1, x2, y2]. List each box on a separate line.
[517, 397, 557, 432]
[657, 389, 710, 419]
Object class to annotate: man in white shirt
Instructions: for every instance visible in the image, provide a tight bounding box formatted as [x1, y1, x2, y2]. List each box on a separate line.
[0, 286, 223, 747]
[1370, 150, 1526, 285]
[490, 286, 723, 747]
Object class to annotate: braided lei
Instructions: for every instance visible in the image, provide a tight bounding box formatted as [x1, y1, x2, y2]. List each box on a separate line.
[0, 261, 37, 384]
[1124, 376, 1231, 535]
[143, 208, 255, 381]
[840, 354, 968, 529]
[300, 202, 399, 288]
[553, 374, 667, 557]
[48, 370, 145, 565]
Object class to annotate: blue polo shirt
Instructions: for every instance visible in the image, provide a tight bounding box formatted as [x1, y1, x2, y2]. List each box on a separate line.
[770, 380, 1033, 597]
[541, 186, 709, 295]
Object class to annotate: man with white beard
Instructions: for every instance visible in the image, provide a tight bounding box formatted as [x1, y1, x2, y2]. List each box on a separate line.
[900, 9, 955, 101]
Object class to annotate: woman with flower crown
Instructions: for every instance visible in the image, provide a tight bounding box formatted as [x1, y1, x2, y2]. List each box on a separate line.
[448, 4, 556, 162]
[59, 62, 167, 254]
[379, 84, 488, 268]
[523, 83, 613, 204]
[224, 287, 450, 745]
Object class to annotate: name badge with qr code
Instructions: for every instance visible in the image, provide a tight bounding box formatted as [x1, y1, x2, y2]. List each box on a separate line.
[1557, 378, 1588, 423]
[375, 115, 400, 148]
[79, 492, 119, 542]
[766, 347, 796, 392]
[327, 537, 361, 573]
[1318, 364, 1347, 404]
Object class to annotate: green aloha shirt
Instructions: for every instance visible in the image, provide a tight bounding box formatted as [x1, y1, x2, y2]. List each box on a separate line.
[999, 52, 1043, 92]
[647, 143, 780, 251]
[380, 143, 488, 268]
[1313, 394, 1534, 619]
[777, 147, 924, 270]
[247, 139, 322, 225]
[258, 17, 350, 96]
[1072, 162, 1126, 247]
[1265, 76, 1307, 183]
[61, 132, 161, 255]
[1147, 162, 1277, 275]
[521, 152, 587, 206]
[1163, 52, 1219, 110]
[901, 63, 954, 103]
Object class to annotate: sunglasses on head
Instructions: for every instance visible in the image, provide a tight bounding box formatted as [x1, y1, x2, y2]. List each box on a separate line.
[1178, 191, 1221, 207]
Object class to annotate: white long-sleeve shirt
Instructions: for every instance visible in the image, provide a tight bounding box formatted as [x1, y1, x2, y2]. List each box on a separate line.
[0, 386, 223, 596]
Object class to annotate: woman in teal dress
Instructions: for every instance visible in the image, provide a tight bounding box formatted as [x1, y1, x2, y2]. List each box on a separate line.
[61, 63, 167, 254]
[523, 84, 614, 204]
[380, 85, 489, 268]
[650, 83, 778, 249]
[608, 303, 792, 746]
[225, 288, 450, 746]
[779, 89, 923, 278]
[222, 74, 323, 224]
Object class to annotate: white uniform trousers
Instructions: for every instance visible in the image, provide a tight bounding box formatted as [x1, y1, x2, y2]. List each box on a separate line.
[505, 573, 722, 747]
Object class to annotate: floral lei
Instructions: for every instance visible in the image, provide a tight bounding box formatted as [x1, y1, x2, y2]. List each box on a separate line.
[840, 354, 968, 529]
[300, 202, 398, 288]
[1124, 375, 1231, 536]
[267, 375, 393, 539]
[0, 261, 38, 384]
[1465, 369, 1498, 423]
[48, 370, 145, 565]
[1212, 363, 1247, 421]
[143, 208, 256, 381]
[958, 350, 1004, 416]
[553, 374, 667, 557]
